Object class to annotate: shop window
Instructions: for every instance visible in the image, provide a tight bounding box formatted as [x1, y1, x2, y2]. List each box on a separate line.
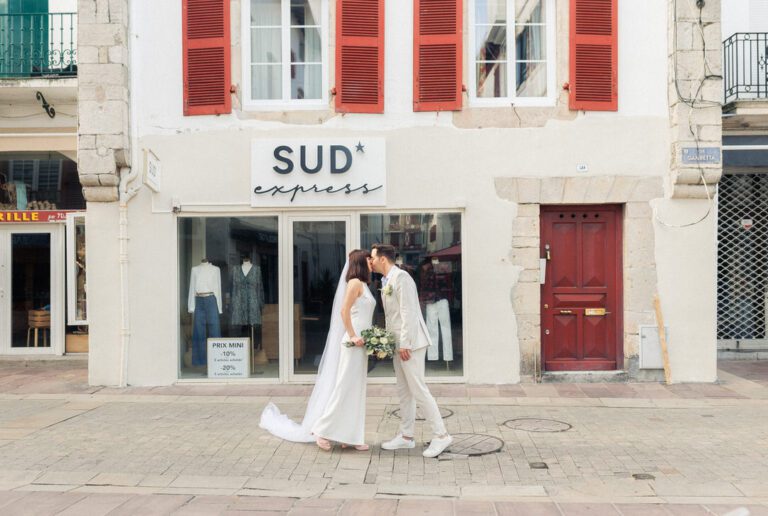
[0, 156, 85, 211]
[243, 0, 328, 108]
[361, 212, 463, 377]
[469, 0, 555, 105]
[178, 217, 279, 379]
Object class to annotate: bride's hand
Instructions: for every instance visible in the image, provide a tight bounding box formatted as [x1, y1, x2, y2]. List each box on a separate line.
[352, 336, 364, 347]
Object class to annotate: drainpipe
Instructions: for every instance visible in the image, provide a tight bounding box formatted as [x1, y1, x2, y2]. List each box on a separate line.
[118, 166, 141, 387]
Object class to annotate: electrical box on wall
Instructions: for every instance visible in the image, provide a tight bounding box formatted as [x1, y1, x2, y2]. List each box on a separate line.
[639, 325, 670, 369]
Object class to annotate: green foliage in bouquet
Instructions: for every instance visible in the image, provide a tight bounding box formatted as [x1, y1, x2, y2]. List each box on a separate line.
[344, 325, 396, 359]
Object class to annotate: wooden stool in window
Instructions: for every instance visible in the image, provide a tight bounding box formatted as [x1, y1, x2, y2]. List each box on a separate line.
[27, 310, 51, 348]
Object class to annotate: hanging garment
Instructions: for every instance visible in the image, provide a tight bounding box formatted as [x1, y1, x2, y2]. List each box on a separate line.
[192, 295, 221, 366]
[426, 299, 453, 362]
[231, 265, 265, 326]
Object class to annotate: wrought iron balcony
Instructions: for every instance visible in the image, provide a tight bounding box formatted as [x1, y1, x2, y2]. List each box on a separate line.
[0, 12, 77, 79]
[724, 33, 768, 104]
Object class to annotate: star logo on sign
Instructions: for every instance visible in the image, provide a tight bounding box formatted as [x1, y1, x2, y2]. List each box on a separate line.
[355, 141, 365, 153]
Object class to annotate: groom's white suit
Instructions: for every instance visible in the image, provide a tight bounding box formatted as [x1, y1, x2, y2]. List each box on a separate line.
[381, 266, 447, 439]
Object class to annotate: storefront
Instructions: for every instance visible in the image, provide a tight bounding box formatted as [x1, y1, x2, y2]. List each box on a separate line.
[174, 139, 464, 382]
[0, 154, 87, 356]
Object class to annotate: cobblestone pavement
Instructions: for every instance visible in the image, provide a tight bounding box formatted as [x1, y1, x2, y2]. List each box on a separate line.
[0, 359, 767, 515]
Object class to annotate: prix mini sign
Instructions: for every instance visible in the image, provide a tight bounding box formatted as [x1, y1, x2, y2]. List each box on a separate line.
[207, 338, 249, 379]
[251, 138, 386, 207]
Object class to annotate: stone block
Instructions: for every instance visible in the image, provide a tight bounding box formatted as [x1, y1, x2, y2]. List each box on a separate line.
[99, 175, 121, 187]
[96, 134, 130, 150]
[518, 268, 540, 283]
[517, 178, 541, 204]
[562, 177, 589, 203]
[629, 178, 663, 202]
[512, 236, 539, 248]
[78, 149, 116, 175]
[510, 247, 540, 270]
[79, 174, 101, 187]
[540, 177, 565, 204]
[108, 46, 127, 65]
[670, 183, 709, 199]
[515, 203, 540, 218]
[495, 178, 518, 202]
[78, 23, 126, 47]
[513, 282, 540, 313]
[625, 202, 651, 219]
[607, 176, 638, 202]
[512, 217, 539, 238]
[79, 100, 128, 135]
[78, 135, 96, 149]
[584, 176, 614, 203]
[78, 46, 99, 64]
[78, 63, 129, 87]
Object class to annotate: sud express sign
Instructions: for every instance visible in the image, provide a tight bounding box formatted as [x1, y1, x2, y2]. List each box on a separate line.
[251, 138, 386, 207]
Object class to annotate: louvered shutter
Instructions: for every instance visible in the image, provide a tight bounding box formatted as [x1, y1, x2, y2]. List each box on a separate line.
[569, 0, 617, 111]
[414, 0, 462, 111]
[182, 0, 231, 116]
[335, 0, 385, 113]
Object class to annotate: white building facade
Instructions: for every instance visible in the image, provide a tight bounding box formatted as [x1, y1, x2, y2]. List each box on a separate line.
[79, 0, 723, 386]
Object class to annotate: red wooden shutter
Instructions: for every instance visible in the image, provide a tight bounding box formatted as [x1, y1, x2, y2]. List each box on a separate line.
[182, 0, 231, 116]
[414, 0, 462, 111]
[569, 0, 618, 111]
[335, 0, 385, 113]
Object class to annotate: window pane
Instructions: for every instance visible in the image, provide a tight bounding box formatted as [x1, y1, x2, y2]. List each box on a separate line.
[475, 0, 506, 24]
[251, 64, 282, 99]
[291, 0, 321, 25]
[476, 62, 507, 97]
[475, 25, 507, 61]
[251, 27, 281, 63]
[179, 217, 279, 379]
[251, 0, 281, 26]
[515, 25, 546, 61]
[291, 26, 321, 63]
[516, 61, 547, 97]
[291, 63, 322, 99]
[360, 213, 463, 378]
[516, 0, 545, 24]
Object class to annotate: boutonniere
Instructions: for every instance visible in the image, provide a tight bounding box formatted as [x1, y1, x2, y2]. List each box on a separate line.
[380, 284, 393, 296]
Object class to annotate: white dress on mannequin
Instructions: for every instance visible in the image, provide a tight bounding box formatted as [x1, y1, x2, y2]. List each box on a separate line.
[310, 286, 376, 445]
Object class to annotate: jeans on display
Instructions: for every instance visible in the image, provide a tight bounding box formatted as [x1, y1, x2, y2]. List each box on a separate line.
[426, 299, 452, 361]
[192, 295, 221, 366]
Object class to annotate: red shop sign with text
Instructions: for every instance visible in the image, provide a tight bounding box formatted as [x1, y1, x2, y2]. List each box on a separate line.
[0, 211, 73, 223]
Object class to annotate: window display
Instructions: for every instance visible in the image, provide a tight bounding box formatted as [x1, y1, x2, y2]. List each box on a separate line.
[361, 212, 463, 377]
[178, 217, 279, 378]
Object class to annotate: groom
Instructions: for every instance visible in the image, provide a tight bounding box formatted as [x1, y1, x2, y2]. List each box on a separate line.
[370, 244, 453, 458]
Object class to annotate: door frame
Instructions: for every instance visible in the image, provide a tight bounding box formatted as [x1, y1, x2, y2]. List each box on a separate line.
[284, 214, 353, 382]
[539, 204, 624, 371]
[0, 224, 65, 355]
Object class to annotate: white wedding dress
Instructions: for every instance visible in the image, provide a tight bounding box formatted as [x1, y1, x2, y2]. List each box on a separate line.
[311, 286, 375, 445]
[259, 263, 374, 445]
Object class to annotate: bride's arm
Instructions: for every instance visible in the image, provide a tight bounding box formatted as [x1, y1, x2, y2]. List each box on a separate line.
[341, 279, 364, 346]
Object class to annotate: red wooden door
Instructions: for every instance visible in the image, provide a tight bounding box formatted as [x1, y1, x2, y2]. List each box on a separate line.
[540, 205, 623, 371]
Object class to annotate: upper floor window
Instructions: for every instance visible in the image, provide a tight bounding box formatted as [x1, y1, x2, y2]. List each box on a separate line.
[243, 0, 328, 108]
[469, 0, 555, 106]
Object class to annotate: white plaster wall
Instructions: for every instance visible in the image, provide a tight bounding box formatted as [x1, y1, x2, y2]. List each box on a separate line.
[722, 0, 751, 37]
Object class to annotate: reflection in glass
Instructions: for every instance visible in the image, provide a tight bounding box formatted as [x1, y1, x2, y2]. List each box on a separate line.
[291, 64, 322, 99]
[515, 25, 545, 61]
[290, 0, 320, 25]
[476, 62, 507, 98]
[361, 213, 463, 377]
[291, 26, 321, 63]
[251, 0, 281, 25]
[178, 217, 279, 379]
[475, 0, 506, 24]
[251, 27, 281, 63]
[516, 0, 544, 24]
[12, 234, 51, 348]
[475, 25, 507, 61]
[293, 221, 347, 374]
[251, 64, 282, 99]
[74, 217, 87, 322]
[516, 61, 547, 97]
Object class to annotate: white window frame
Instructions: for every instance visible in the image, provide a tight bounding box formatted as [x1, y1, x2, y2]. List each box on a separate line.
[468, 0, 556, 107]
[241, 0, 329, 110]
[66, 212, 87, 326]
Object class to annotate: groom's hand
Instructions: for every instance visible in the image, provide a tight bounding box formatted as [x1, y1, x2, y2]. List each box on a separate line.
[399, 349, 411, 361]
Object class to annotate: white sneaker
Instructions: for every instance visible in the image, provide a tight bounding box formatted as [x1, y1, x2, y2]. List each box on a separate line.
[423, 435, 453, 458]
[381, 434, 416, 450]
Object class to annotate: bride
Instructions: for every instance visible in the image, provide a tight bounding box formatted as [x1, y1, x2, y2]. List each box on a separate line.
[259, 249, 376, 451]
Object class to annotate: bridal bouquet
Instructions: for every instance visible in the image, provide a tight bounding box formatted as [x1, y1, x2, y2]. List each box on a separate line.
[344, 326, 396, 359]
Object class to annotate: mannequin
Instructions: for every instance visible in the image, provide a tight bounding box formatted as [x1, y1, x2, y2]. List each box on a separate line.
[419, 259, 453, 364]
[231, 256, 264, 327]
[188, 258, 223, 367]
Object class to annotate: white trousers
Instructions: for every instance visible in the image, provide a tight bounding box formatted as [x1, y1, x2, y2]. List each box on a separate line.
[426, 299, 453, 361]
[393, 347, 447, 438]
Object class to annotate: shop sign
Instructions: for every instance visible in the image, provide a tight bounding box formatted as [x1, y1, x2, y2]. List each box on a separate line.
[251, 138, 386, 207]
[207, 338, 249, 378]
[0, 210, 72, 223]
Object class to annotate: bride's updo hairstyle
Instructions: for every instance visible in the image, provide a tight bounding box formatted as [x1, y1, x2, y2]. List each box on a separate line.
[346, 249, 372, 283]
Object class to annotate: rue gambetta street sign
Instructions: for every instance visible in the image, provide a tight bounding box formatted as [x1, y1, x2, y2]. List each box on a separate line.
[251, 138, 386, 207]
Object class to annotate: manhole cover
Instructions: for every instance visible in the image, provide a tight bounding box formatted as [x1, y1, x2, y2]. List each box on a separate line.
[504, 418, 572, 432]
[392, 407, 454, 420]
[440, 433, 503, 456]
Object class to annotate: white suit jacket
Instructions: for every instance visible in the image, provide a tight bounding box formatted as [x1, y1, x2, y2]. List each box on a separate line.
[382, 267, 432, 351]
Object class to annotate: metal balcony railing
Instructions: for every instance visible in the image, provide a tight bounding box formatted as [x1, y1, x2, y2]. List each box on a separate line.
[0, 12, 77, 79]
[724, 32, 768, 104]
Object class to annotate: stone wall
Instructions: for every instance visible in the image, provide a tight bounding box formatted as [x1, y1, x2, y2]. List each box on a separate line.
[495, 176, 663, 378]
[77, 0, 131, 202]
[667, 0, 723, 198]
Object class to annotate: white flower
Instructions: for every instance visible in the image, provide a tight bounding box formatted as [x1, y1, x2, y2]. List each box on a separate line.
[380, 337, 389, 345]
[381, 284, 393, 296]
